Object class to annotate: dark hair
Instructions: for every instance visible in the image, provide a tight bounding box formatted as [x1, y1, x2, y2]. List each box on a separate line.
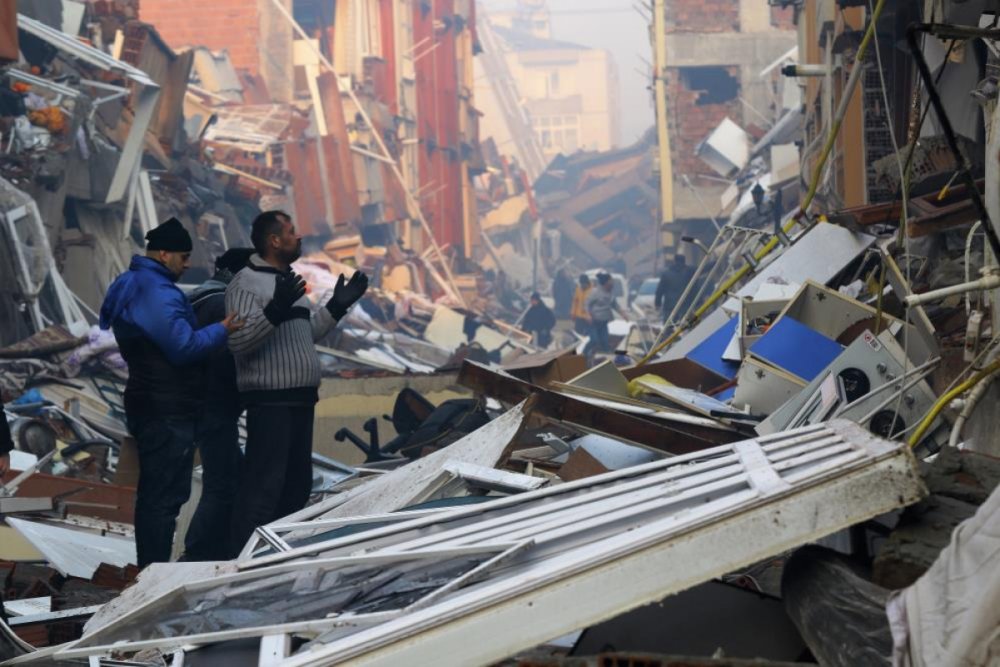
[215, 247, 255, 273]
[530, 291, 541, 301]
[579, 274, 590, 287]
[250, 210, 290, 255]
[597, 272, 611, 286]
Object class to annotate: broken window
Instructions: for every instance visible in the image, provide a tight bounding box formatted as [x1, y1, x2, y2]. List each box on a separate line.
[679, 66, 739, 106]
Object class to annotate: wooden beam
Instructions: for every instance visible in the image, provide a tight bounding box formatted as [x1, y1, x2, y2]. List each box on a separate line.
[458, 361, 739, 455]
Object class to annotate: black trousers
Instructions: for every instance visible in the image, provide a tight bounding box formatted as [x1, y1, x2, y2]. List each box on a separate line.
[183, 405, 243, 561]
[230, 404, 314, 555]
[127, 415, 197, 568]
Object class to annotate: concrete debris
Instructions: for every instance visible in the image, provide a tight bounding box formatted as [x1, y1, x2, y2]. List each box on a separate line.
[1, 1, 999, 666]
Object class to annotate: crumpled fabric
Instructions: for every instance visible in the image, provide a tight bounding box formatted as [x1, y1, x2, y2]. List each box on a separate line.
[63, 325, 127, 377]
[888, 480, 1000, 667]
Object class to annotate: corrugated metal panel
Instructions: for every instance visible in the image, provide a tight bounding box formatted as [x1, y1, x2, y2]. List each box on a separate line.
[6, 519, 136, 580]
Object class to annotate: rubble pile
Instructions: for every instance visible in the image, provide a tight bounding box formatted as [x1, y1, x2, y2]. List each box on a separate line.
[1, 1, 1000, 666]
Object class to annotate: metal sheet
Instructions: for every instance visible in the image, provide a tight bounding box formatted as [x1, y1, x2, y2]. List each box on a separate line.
[758, 330, 906, 435]
[268, 400, 533, 532]
[6, 518, 136, 579]
[51, 421, 925, 665]
[724, 222, 876, 312]
[747, 317, 844, 383]
[684, 315, 741, 380]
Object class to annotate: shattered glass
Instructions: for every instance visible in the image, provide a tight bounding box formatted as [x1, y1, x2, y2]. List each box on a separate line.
[71, 555, 490, 649]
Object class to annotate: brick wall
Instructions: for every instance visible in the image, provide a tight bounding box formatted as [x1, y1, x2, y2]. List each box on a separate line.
[137, 0, 262, 73]
[666, 65, 743, 175]
[665, 0, 740, 33]
[771, 5, 796, 30]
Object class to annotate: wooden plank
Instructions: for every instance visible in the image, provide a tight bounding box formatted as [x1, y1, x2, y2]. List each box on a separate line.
[458, 361, 740, 454]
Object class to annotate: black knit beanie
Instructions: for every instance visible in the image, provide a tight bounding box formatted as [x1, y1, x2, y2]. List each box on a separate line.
[145, 218, 193, 252]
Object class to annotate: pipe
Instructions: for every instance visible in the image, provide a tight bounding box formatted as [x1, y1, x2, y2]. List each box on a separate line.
[780, 64, 830, 78]
[965, 221, 983, 314]
[659, 223, 734, 334]
[637, 0, 888, 366]
[908, 357, 1000, 448]
[903, 273, 1000, 307]
[948, 368, 1000, 447]
[681, 236, 710, 255]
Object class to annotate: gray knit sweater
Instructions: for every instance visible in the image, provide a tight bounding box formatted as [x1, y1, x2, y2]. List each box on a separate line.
[225, 255, 337, 404]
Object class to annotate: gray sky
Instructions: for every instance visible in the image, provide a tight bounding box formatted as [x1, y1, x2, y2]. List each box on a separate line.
[486, 0, 654, 147]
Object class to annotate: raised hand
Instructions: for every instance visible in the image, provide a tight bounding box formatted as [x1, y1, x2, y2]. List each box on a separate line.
[325, 270, 369, 319]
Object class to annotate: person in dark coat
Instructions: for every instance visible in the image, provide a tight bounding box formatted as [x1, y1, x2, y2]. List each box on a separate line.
[0, 398, 12, 476]
[552, 268, 574, 320]
[523, 292, 556, 349]
[99, 218, 243, 568]
[655, 254, 695, 321]
[181, 247, 255, 561]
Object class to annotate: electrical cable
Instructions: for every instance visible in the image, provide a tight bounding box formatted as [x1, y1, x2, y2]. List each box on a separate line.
[908, 357, 1000, 448]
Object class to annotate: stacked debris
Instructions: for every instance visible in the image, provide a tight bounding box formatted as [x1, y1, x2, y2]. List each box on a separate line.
[3, 1, 1000, 666]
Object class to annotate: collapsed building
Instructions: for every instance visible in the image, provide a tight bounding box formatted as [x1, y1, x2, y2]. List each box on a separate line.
[2, 0, 1000, 666]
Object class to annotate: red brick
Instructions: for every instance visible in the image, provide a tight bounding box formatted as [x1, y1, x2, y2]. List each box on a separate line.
[138, 0, 262, 72]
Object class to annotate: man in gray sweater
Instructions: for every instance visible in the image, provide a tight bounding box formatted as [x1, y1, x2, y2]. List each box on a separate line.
[226, 210, 368, 553]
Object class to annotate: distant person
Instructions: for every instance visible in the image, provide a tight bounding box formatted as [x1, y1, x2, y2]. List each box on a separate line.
[99, 218, 244, 568]
[496, 270, 516, 311]
[226, 210, 368, 555]
[586, 273, 621, 355]
[552, 268, 574, 320]
[570, 274, 592, 335]
[182, 247, 255, 562]
[655, 254, 695, 321]
[523, 292, 556, 349]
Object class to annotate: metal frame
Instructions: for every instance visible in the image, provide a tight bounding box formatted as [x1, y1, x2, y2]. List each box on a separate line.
[278, 424, 924, 666]
[17, 14, 161, 204]
[41, 421, 924, 666]
[0, 178, 89, 333]
[56, 543, 526, 658]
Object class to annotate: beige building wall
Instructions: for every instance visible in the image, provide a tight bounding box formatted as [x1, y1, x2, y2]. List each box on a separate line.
[475, 37, 620, 165]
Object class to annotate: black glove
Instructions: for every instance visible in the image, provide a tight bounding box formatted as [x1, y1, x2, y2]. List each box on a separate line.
[325, 270, 369, 320]
[264, 272, 306, 325]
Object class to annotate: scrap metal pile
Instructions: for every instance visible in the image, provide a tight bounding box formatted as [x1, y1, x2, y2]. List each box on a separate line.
[3, 1, 1000, 666]
[3, 202, 999, 663]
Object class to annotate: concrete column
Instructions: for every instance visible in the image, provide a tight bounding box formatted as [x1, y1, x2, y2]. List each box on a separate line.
[258, 0, 294, 102]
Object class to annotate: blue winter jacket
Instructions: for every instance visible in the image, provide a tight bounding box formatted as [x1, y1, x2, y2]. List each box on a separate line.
[100, 255, 227, 418]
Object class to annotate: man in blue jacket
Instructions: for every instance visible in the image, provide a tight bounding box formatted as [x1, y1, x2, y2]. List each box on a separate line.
[99, 218, 243, 568]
